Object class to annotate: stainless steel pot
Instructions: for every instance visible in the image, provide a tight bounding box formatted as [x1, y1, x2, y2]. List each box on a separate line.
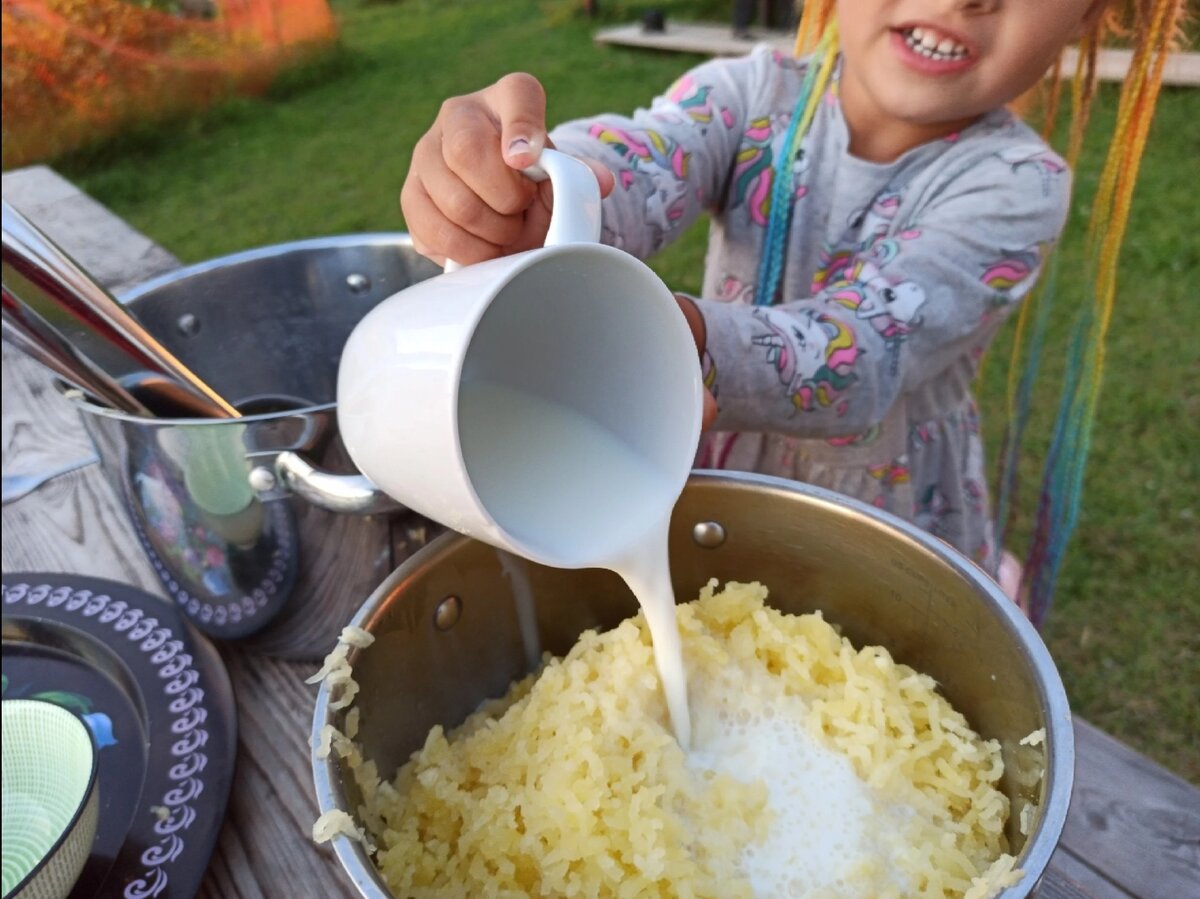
[63, 234, 441, 659]
[312, 471, 1073, 898]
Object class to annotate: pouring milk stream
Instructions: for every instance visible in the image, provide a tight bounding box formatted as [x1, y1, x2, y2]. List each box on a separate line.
[336, 149, 703, 746]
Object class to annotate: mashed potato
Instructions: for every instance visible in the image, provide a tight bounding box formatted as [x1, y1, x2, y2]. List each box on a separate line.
[317, 581, 1025, 898]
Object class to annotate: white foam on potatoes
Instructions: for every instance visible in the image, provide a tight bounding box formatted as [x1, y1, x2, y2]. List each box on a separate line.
[686, 667, 916, 897]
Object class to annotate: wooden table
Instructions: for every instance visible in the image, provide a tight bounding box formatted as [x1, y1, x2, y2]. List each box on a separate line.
[3, 167, 1198, 899]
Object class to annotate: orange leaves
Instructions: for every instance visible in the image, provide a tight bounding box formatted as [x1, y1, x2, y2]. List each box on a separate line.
[1, 0, 338, 166]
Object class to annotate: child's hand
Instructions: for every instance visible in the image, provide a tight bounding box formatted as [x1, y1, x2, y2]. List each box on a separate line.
[675, 293, 718, 431]
[402, 73, 615, 266]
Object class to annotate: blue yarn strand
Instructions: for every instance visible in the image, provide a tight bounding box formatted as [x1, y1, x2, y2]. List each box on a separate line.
[754, 56, 823, 307]
[1026, 303, 1092, 625]
[995, 254, 1059, 551]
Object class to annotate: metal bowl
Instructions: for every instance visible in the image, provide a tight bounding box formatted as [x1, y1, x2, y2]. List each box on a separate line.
[313, 470, 1073, 897]
[2, 699, 100, 899]
[63, 234, 441, 658]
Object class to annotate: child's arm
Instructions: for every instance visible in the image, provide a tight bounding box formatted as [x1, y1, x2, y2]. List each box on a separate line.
[694, 148, 1072, 438]
[403, 47, 768, 266]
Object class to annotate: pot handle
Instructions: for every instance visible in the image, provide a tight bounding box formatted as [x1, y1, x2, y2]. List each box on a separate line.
[270, 451, 404, 515]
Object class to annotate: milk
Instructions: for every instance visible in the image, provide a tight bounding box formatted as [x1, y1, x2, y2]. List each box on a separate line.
[687, 669, 916, 896]
[458, 380, 693, 746]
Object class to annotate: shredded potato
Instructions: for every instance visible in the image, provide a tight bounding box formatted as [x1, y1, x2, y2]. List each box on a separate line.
[306, 643, 350, 685]
[318, 581, 1032, 898]
[1019, 804, 1036, 837]
[340, 625, 375, 649]
[312, 809, 364, 844]
[315, 724, 336, 760]
[1020, 728, 1046, 747]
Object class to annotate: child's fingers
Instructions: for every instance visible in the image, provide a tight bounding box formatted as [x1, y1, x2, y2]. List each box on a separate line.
[502, 183, 556, 255]
[486, 73, 549, 170]
[439, 97, 540, 220]
[414, 133, 529, 248]
[400, 175, 505, 266]
[579, 158, 616, 198]
[702, 390, 718, 432]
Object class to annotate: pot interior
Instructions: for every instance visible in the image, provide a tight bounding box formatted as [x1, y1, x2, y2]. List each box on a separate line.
[113, 235, 441, 409]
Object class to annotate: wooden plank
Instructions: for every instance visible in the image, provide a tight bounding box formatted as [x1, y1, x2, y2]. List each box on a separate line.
[1039, 850, 1136, 899]
[596, 20, 777, 57]
[2, 165, 180, 294]
[1, 344, 99, 483]
[593, 23, 1200, 87]
[1, 164, 179, 485]
[1057, 718, 1200, 899]
[194, 653, 348, 899]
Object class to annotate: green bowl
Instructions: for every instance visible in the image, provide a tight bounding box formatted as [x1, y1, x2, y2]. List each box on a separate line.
[1, 700, 100, 899]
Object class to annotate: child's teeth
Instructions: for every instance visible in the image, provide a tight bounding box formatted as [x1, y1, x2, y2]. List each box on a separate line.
[903, 27, 967, 61]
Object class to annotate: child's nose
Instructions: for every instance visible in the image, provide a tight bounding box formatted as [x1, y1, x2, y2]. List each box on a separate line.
[952, 0, 1000, 14]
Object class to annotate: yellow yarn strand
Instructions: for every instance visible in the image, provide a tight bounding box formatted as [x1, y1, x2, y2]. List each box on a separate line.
[1082, 0, 1178, 430]
[795, 0, 835, 57]
[998, 34, 1093, 415]
[798, 22, 840, 136]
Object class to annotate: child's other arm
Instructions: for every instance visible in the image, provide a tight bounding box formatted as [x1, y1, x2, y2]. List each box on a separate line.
[696, 147, 1072, 439]
[400, 73, 617, 267]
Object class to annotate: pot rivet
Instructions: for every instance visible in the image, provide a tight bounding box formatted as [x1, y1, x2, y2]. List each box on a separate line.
[248, 466, 276, 492]
[692, 521, 726, 548]
[434, 596, 462, 631]
[176, 313, 200, 337]
[346, 273, 371, 294]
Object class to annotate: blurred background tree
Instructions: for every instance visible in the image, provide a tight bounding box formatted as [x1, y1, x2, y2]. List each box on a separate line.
[1, 0, 339, 167]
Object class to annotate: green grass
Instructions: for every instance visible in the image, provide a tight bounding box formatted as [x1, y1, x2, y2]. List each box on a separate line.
[34, 0, 1200, 781]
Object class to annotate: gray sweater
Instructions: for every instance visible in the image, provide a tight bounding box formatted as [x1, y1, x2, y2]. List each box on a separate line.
[551, 46, 1071, 572]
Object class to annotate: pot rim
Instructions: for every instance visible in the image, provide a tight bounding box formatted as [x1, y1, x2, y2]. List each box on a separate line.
[311, 469, 1074, 899]
[58, 232, 417, 427]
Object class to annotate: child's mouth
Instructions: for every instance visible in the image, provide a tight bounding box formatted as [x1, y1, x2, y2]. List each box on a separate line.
[891, 25, 975, 73]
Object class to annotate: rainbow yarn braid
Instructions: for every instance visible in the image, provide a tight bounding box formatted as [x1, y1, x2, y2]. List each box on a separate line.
[996, 0, 1186, 625]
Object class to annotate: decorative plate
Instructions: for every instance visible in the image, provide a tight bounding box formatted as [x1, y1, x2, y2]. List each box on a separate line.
[1, 573, 237, 899]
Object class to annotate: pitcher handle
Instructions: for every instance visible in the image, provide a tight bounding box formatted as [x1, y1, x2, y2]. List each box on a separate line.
[271, 451, 404, 515]
[443, 148, 601, 272]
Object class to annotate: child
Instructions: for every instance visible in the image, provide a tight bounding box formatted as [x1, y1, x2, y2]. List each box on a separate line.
[399, 0, 1173, 596]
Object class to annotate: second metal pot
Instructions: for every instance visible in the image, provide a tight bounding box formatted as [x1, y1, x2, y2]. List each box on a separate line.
[65, 233, 441, 659]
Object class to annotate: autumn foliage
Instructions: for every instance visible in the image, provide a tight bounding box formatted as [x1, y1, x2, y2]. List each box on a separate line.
[1, 0, 339, 167]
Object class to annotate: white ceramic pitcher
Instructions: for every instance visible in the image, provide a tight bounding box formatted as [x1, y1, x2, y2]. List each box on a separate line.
[336, 149, 704, 569]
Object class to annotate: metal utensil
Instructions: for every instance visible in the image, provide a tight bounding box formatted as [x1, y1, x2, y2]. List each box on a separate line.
[3, 288, 152, 415]
[1, 453, 100, 505]
[1, 201, 240, 419]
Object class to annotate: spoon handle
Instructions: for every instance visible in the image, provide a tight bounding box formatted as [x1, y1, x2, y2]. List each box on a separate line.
[2, 294, 152, 415]
[1, 201, 240, 419]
